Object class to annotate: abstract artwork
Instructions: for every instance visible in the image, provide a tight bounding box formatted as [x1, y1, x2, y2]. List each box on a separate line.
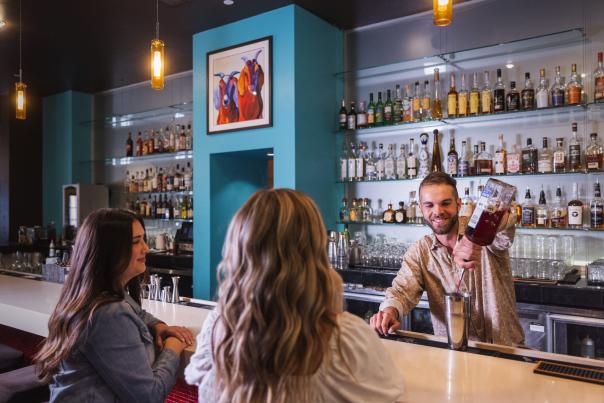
[207, 36, 272, 134]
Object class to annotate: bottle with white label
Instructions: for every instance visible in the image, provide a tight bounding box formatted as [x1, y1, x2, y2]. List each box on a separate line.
[375, 143, 386, 180]
[506, 144, 521, 174]
[458, 187, 475, 235]
[567, 182, 584, 228]
[536, 186, 549, 227]
[535, 68, 549, 108]
[396, 144, 407, 179]
[407, 139, 417, 179]
[494, 134, 507, 175]
[418, 133, 431, 179]
[538, 137, 553, 174]
[355, 143, 367, 181]
[384, 144, 397, 180]
[348, 143, 357, 182]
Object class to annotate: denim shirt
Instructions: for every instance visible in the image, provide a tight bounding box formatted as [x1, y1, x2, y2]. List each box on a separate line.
[49, 294, 180, 403]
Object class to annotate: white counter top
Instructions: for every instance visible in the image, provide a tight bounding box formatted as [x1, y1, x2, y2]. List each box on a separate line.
[1, 274, 603, 402]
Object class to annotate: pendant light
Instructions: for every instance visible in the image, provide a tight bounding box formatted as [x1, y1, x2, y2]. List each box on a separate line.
[150, 0, 165, 90]
[433, 0, 453, 27]
[15, 0, 26, 120]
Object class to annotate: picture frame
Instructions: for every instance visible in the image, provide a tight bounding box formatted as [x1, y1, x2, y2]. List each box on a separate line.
[206, 36, 272, 134]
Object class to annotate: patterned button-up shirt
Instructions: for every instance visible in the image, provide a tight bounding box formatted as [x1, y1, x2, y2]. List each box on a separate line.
[380, 224, 524, 346]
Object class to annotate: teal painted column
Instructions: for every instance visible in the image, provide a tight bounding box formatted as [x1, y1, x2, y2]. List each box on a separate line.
[43, 91, 92, 232]
[192, 5, 341, 300]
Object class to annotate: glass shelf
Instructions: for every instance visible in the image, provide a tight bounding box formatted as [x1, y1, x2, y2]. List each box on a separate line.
[126, 190, 193, 196]
[338, 221, 604, 232]
[337, 103, 600, 138]
[337, 170, 604, 184]
[142, 218, 193, 223]
[336, 28, 584, 80]
[81, 101, 193, 129]
[104, 151, 193, 166]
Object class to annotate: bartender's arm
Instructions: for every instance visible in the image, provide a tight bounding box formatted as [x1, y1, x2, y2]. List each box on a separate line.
[370, 242, 425, 336]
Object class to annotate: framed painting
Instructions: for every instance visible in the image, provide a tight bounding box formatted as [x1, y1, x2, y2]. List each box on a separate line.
[206, 36, 272, 134]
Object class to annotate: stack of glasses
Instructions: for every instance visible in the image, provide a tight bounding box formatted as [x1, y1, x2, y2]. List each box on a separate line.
[510, 234, 574, 281]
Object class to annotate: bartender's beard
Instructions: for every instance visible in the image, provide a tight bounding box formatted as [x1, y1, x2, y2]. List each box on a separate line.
[426, 212, 459, 235]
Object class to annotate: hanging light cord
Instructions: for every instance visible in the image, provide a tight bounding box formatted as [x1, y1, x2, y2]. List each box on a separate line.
[19, 0, 22, 81]
[155, 0, 159, 39]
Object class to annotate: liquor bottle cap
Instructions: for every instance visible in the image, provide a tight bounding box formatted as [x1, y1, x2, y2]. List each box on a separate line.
[525, 72, 530, 79]
[599, 52, 603, 61]
[497, 68, 502, 75]
[510, 81, 516, 88]
[590, 132, 598, 138]
[572, 122, 577, 130]
[527, 138, 532, 145]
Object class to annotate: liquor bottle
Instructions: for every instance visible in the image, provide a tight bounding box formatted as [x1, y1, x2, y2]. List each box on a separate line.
[470, 144, 479, 176]
[366, 93, 376, 127]
[395, 202, 406, 224]
[402, 85, 413, 122]
[458, 73, 468, 117]
[492, 134, 506, 175]
[186, 123, 193, 151]
[406, 191, 418, 224]
[158, 128, 165, 153]
[493, 68, 506, 112]
[348, 143, 357, 182]
[566, 63, 582, 105]
[594, 52, 604, 102]
[475, 142, 493, 175]
[347, 101, 357, 130]
[173, 164, 182, 190]
[356, 101, 367, 129]
[407, 139, 418, 179]
[521, 187, 536, 227]
[384, 89, 393, 124]
[153, 130, 160, 154]
[375, 143, 386, 180]
[349, 199, 359, 222]
[126, 132, 134, 157]
[179, 125, 187, 151]
[136, 131, 143, 156]
[458, 140, 470, 177]
[585, 133, 603, 172]
[373, 199, 384, 223]
[511, 193, 521, 226]
[396, 144, 407, 179]
[550, 186, 567, 228]
[521, 72, 535, 110]
[393, 85, 403, 123]
[355, 143, 366, 181]
[375, 92, 384, 126]
[384, 144, 397, 180]
[506, 81, 520, 112]
[340, 197, 350, 222]
[418, 133, 431, 179]
[458, 187, 474, 235]
[413, 82, 422, 122]
[568, 122, 582, 172]
[338, 99, 347, 130]
[551, 66, 565, 107]
[536, 68, 549, 109]
[447, 73, 458, 118]
[447, 136, 458, 177]
[590, 181, 604, 229]
[553, 138, 567, 173]
[431, 69, 443, 119]
[415, 202, 425, 225]
[382, 203, 396, 223]
[168, 126, 176, 153]
[338, 140, 349, 181]
[362, 198, 373, 223]
[567, 182, 583, 229]
[188, 197, 194, 220]
[157, 168, 164, 192]
[521, 138, 538, 174]
[180, 197, 187, 221]
[469, 72, 480, 116]
[422, 80, 432, 120]
[431, 129, 443, 173]
[184, 163, 192, 191]
[536, 186, 549, 227]
[480, 70, 492, 114]
[365, 143, 377, 181]
[538, 137, 553, 174]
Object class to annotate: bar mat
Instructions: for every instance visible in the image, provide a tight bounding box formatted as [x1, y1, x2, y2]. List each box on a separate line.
[534, 360, 604, 385]
[514, 278, 557, 285]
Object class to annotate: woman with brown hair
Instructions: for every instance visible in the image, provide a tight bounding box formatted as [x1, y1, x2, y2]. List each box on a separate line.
[185, 189, 404, 403]
[35, 208, 194, 403]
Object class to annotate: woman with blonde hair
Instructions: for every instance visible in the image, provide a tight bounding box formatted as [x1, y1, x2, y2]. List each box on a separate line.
[185, 189, 404, 402]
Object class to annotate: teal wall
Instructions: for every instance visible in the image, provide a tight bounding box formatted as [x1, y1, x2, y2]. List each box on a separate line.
[193, 5, 341, 299]
[43, 91, 92, 231]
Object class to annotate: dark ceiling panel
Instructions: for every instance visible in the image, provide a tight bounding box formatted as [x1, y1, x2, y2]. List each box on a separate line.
[0, 0, 459, 97]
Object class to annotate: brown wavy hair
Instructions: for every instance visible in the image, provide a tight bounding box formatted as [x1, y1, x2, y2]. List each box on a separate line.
[35, 209, 145, 383]
[212, 189, 343, 403]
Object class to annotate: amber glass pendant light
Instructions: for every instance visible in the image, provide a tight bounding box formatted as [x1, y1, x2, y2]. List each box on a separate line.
[15, 0, 26, 119]
[433, 0, 453, 27]
[150, 0, 165, 90]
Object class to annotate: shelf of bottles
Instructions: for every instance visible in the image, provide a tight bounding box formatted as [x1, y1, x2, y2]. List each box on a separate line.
[338, 221, 604, 232]
[106, 151, 193, 166]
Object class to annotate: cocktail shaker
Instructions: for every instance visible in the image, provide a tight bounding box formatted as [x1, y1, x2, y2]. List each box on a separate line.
[171, 276, 180, 304]
[444, 292, 471, 351]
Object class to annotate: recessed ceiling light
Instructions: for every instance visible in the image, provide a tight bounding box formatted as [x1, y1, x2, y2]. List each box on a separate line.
[0, 20, 6, 28]
[505, 63, 514, 69]
[223, 0, 234, 5]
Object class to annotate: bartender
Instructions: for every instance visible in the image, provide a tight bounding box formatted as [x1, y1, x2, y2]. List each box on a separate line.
[370, 172, 524, 346]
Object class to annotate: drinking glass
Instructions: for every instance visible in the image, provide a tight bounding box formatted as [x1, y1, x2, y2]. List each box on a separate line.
[534, 235, 546, 260]
[561, 235, 575, 263]
[547, 236, 561, 260]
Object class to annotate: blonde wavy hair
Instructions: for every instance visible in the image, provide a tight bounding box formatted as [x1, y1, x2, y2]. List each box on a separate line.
[212, 188, 343, 403]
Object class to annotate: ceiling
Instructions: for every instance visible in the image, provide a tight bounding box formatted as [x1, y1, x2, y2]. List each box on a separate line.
[0, 0, 451, 97]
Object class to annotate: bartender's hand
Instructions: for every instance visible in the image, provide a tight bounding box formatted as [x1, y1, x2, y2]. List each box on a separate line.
[453, 236, 482, 270]
[154, 323, 194, 350]
[370, 307, 400, 336]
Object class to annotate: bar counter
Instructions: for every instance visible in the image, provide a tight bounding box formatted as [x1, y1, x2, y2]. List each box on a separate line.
[0, 274, 602, 402]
